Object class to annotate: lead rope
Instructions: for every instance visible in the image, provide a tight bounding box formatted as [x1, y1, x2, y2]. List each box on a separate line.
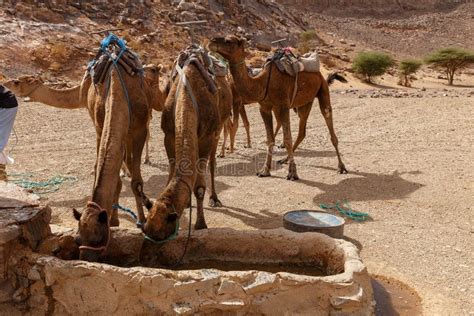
[124, 178, 193, 267]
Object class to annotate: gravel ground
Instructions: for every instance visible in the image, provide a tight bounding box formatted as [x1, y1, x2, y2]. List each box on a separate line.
[6, 87, 473, 315]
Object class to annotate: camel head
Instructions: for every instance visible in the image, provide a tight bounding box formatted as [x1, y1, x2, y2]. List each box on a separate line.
[3, 75, 43, 97]
[143, 63, 162, 87]
[208, 35, 246, 64]
[142, 196, 179, 242]
[72, 202, 110, 262]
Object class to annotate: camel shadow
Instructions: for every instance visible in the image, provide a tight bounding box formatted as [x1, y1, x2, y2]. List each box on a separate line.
[215, 151, 283, 177]
[49, 172, 233, 211]
[216, 149, 337, 177]
[296, 166, 423, 206]
[207, 205, 282, 230]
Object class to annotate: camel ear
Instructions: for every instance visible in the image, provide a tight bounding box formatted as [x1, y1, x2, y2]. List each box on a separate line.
[98, 211, 108, 224]
[73, 208, 82, 221]
[238, 37, 246, 47]
[167, 212, 178, 222]
[157, 64, 163, 72]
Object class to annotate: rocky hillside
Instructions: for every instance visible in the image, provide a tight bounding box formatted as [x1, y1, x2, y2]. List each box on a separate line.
[0, 0, 472, 82]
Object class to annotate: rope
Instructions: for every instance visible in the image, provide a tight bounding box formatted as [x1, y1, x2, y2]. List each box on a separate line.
[9, 173, 77, 195]
[319, 200, 369, 221]
[116, 180, 194, 267]
[112, 204, 138, 222]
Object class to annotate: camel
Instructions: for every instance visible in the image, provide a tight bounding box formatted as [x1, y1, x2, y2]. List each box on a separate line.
[209, 36, 347, 180]
[142, 46, 232, 242]
[221, 79, 252, 155]
[4, 64, 165, 166]
[223, 72, 345, 157]
[7, 42, 154, 261]
[71, 61, 152, 261]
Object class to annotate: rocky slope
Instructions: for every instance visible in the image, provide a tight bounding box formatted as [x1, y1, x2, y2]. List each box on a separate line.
[0, 0, 472, 82]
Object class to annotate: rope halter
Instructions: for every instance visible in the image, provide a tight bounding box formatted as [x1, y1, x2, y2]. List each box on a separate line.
[78, 201, 111, 253]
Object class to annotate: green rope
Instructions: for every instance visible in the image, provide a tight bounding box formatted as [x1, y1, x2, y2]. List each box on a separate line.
[320, 200, 369, 221]
[9, 173, 77, 195]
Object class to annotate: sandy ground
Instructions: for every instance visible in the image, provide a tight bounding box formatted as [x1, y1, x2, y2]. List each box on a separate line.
[4, 78, 473, 315]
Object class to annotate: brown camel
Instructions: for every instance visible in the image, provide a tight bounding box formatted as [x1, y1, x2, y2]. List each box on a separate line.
[209, 36, 347, 180]
[71, 63, 151, 261]
[224, 72, 345, 157]
[4, 64, 165, 165]
[222, 79, 252, 154]
[6, 53, 153, 260]
[142, 46, 232, 242]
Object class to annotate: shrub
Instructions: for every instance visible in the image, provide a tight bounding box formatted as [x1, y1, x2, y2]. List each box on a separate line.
[398, 59, 422, 87]
[352, 51, 395, 83]
[424, 47, 474, 85]
[298, 29, 318, 54]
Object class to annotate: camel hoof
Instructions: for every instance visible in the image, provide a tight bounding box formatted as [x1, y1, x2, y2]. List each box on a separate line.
[217, 152, 225, 158]
[194, 222, 208, 230]
[277, 157, 289, 165]
[256, 170, 271, 177]
[286, 174, 299, 181]
[278, 143, 285, 149]
[244, 144, 252, 148]
[209, 197, 223, 208]
[339, 165, 348, 174]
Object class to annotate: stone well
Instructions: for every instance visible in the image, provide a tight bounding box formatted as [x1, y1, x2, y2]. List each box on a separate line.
[1, 185, 374, 315]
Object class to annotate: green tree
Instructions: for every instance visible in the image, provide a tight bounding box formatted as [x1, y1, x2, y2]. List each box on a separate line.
[398, 59, 422, 87]
[352, 51, 395, 83]
[424, 47, 474, 85]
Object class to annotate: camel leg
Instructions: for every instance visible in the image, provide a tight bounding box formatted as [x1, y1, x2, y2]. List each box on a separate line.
[276, 106, 299, 180]
[317, 80, 348, 174]
[110, 178, 122, 227]
[256, 108, 274, 177]
[218, 120, 228, 158]
[128, 129, 148, 226]
[240, 106, 252, 148]
[193, 134, 215, 229]
[209, 131, 223, 207]
[120, 150, 131, 178]
[228, 98, 241, 152]
[144, 134, 150, 165]
[278, 102, 312, 164]
[144, 112, 152, 165]
[274, 118, 283, 148]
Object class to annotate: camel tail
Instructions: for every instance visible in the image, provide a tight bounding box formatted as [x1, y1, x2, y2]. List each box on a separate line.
[326, 72, 348, 86]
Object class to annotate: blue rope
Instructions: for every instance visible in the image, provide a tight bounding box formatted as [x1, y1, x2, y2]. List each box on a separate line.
[112, 204, 139, 222]
[320, 200, 369, 221]
[112, 203, 181, 244]
[9, 173, 77, 195]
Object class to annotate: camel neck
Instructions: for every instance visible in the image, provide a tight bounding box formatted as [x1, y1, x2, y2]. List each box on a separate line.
[30, 84, 84, 109]
[91, 70, 130, 212]
[229, 59, 270, 104]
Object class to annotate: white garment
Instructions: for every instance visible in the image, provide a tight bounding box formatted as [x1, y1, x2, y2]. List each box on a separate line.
[0, 107, 18, 164]
[0, 151, 14, 165]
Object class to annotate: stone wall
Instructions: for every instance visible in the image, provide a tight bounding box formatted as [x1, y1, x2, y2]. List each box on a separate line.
[0, 184, 374, 315]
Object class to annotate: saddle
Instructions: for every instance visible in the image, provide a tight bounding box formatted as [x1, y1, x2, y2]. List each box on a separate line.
[170, 44, 228, 95]
[87, 34, 144, 85]
[267, 47, 320, 77]
[265, 47, 320, 106]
